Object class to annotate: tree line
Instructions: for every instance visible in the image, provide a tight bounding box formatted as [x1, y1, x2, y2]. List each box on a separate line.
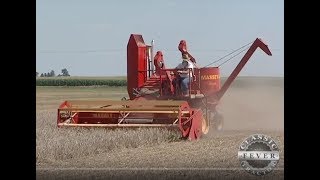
[36, 68, 70, 77]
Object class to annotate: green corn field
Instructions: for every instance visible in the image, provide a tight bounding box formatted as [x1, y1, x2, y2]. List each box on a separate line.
[36, 76, 283, 87]
[36, 77, 127, 86]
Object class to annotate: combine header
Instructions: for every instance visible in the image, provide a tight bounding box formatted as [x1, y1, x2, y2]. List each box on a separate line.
[58, 34, 272, 140]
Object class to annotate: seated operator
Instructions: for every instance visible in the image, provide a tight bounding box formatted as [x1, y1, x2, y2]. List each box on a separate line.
[175, 53, 195, 96]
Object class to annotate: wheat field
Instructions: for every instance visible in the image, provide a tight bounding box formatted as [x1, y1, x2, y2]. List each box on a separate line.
[36, 77, 284, 180]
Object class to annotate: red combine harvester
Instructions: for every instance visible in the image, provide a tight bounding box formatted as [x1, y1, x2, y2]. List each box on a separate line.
[57, 34, 272, 140]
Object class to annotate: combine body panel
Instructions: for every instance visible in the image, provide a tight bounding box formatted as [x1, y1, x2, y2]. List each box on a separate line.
[197, 67, 221, 95]
[127, 34, 148, 100]
[57, 34, 272, 140]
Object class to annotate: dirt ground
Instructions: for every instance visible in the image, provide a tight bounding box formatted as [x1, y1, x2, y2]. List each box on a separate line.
[36, 77, 284, 180]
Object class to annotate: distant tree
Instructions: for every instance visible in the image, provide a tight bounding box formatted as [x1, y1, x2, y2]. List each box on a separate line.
[49, 70, 55, 77]
[36, 72, 39, 77]
[40, 73, 44, 77]
[61, 68, 70, 76]
[44, 73, 47, 77]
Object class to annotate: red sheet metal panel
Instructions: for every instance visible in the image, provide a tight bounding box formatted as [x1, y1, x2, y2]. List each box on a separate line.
[127, 34, 147, 100]
[199, 67, 221, 95]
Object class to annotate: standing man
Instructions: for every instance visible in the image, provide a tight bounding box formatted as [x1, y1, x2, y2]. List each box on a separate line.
[175, 53, 195, 96]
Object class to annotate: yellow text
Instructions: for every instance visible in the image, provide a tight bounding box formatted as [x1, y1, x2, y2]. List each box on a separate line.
[201, 74, 220, 80]
[92, 113, 113, 118]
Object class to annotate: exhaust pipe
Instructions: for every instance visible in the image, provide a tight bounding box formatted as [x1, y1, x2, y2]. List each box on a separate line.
[147, 40, 155, 77]
[151, 40, 155, 73]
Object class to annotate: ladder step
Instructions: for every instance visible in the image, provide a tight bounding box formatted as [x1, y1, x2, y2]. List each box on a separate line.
[143, 86, 160, 88]
[144, 84, 160, 86]
[146, 80, 160, 83]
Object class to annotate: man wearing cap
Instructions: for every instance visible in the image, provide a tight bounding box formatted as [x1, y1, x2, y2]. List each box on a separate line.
[174, 53, 195, 96]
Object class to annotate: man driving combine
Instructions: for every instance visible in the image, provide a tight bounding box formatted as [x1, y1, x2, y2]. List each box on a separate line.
[174, 53, 195, 96]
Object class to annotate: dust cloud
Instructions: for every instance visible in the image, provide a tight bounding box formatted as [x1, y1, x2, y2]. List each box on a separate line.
[213, 77, 284, 132]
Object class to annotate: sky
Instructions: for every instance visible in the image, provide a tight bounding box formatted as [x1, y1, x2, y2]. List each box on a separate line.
[36, 0, 284, 77]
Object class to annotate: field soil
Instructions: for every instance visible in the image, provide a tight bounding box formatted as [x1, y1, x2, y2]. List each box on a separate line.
[36, 77, 284, 180]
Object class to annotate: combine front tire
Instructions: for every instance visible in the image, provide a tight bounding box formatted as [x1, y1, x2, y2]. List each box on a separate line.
[201, 116, 209, 135]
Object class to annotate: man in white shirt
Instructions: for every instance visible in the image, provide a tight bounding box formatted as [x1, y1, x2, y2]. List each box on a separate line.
[175, 53, 195, 96]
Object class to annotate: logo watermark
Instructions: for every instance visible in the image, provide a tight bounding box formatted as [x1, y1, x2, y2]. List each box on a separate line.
[238, 134, 280, 176]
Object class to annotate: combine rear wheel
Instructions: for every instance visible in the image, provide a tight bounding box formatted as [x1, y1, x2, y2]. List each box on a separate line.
[200, 108, 224, 133]
[212, 111, 224, 131]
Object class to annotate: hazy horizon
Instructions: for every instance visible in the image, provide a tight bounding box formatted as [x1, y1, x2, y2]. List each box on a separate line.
[37, 75, 284, 78]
